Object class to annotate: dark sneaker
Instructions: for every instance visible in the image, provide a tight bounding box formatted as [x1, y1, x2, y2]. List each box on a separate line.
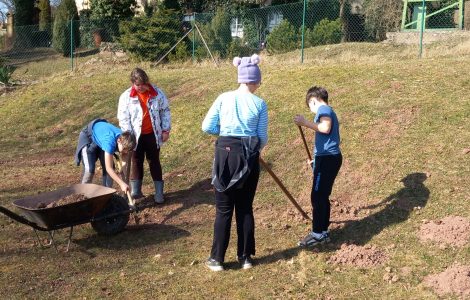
[298, 232, 330, 247]
[206, 258, 224, 272]
[238, 256, 253, 270]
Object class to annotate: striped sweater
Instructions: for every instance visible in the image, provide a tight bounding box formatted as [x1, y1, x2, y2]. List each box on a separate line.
[202, 90, 268, 149]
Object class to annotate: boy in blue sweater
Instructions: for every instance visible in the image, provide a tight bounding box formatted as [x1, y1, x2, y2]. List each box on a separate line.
[294, 86, 342, 247]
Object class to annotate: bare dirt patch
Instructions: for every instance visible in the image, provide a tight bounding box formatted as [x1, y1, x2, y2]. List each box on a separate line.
[0, 147, 71, 167]
[327, 244, 388, 267]
[418, 216, 470, 247]
[424, 264, 470, 298]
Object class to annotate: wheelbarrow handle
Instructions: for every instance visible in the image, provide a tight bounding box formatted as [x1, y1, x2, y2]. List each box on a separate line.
[0, 206, 48, 231]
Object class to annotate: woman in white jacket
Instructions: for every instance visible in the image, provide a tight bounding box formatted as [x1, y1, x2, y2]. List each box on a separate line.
[117, 68, 171, 203]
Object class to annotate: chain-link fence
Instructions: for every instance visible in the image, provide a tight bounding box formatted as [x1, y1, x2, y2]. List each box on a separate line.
[0, 0, 468, 79]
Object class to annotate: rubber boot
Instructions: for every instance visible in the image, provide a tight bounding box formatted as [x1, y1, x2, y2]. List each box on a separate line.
[130, 180, 144, 199]
[82, 171, 94, 184]
[154, 180, 164, 204]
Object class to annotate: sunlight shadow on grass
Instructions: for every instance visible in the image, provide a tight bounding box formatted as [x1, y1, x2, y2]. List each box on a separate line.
[328, 172, 430, 249]
[256, 173, 430, 265]
[159, 178, 213, 224]
[256, 246, 302, 265]
[74, 223, 190, 252]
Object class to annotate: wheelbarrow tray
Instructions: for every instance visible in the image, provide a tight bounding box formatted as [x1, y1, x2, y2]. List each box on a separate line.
[12, 183, 117, 230]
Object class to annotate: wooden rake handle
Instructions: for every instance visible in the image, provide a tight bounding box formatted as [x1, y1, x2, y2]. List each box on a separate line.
[298, 125, 312, 161]
[259, 157, 311, 221]
[115, 154, 135, 208]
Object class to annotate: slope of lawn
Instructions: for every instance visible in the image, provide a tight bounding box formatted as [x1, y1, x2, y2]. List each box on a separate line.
[0, 41, 469, 299]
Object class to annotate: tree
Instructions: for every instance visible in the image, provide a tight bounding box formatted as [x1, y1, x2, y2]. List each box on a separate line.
[119, 8, 182, 61]
[363, 0, 402, 41]
[52, 0, 80, 56]
[242, 19, 260, 49]
[162, 0, 181, 10]
[90, 0, 137, 19]
[199, 7, 232, 58]
[180, 0, 263, 13]
[266, 19, 298, 54]
[12, 0, 34, 26]
[305, 18, 342, 47]
[38, 0, 51, 32]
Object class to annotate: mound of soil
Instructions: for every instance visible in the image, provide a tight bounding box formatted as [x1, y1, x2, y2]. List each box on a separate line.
[418, 216, 470, 247]
[424, 264, 470, 298]
[328, 244, 388, 267]
[37, 194, 88, 209]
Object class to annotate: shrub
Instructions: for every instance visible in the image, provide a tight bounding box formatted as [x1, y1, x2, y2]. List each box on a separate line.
[119, 9, 182, 61]
[199, 8, 232, 58]
[242, 19, 260, 49]
[0, 66, 14, 85]
[38, 0, 52, 32]
[168, 42, 191, 62]
[305, 18, 342, 47]
[363, 0, 402, 41]
[90, 0, 136, 19]
[227, 37, 254, 58]
[266, 19, 299, 54]
[194, 45, 209, 61]
[0, 58, 14, 85]
[52, 0, 80, 56]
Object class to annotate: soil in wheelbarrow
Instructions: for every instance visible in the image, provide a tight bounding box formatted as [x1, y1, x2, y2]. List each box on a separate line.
[36, 193, 88, 209]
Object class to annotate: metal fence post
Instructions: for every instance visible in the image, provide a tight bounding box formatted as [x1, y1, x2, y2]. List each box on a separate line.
[458, 0, 464, 29]
[300, 0, 307, 63]
[192, 13, 196, 63]
[418, 0, 426, 58]
[70, 19, 74, 71]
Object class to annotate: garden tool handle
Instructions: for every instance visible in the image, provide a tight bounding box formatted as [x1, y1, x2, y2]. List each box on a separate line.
[125, 190, 135, 208]
[115, 154, 135, 208]
[298, 126, 312, 161]
[259, 157, 311, 221]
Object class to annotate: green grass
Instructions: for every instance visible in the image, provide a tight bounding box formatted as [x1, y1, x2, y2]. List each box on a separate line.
[0, 41, 469, 299]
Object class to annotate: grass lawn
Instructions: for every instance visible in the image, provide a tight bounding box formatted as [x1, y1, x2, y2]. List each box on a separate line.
[0, 41, 469, 299]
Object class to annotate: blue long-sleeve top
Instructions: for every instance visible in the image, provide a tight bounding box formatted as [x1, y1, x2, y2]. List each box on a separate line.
[202, 90, 268, 149]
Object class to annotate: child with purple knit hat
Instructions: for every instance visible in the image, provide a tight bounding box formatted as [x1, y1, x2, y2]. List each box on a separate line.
[202, 54, 268, 271]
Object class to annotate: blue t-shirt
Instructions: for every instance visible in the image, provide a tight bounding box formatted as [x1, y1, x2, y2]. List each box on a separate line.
[92, 121, 122, 154]
[313, 105, 341, 156]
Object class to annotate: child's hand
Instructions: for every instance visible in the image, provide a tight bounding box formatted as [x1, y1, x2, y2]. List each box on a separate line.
[294, 115, 306, 126]
[307, 159, 314, 166]
[162, 131, 170, 142]
[119, 182, 130, 193]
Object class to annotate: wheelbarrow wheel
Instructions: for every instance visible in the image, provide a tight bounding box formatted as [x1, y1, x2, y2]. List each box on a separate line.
[91, 194, 130, 236]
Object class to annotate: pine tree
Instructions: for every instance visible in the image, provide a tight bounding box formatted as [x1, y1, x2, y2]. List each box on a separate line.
[38, 0, 52, 32]
[119, 8, 182, 61]
[89, 0, 137, 19]
[52, 0, 80, 56]
[12, 0, 35, 26]
[162, 0, 181, 11]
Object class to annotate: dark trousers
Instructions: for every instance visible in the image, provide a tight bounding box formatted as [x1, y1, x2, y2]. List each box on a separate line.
[130, 133, 162, 181]
[210, 160, 260, 263]
[311, 153, 342, 233]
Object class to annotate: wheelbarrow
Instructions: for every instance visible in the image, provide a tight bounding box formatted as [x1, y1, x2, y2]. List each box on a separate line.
[0, 183, 132, 252]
